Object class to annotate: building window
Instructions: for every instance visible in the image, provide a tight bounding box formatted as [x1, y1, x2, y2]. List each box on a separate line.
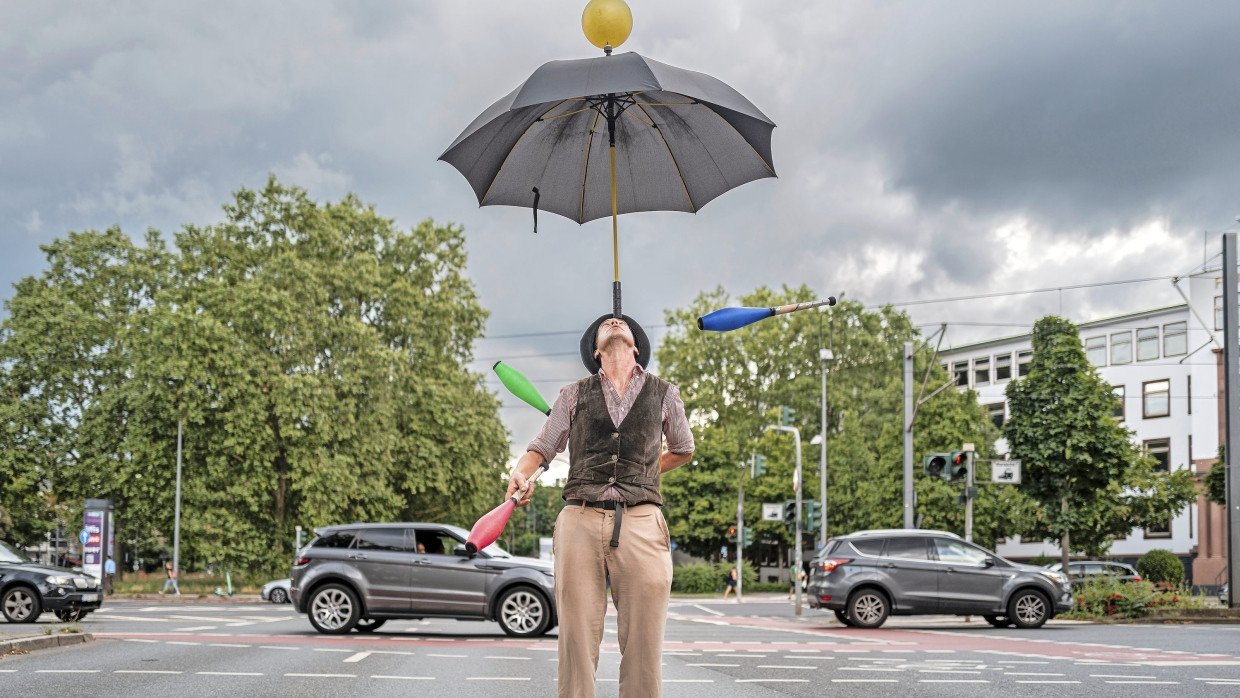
[1145, 438, 1170, 473]
[953, 361, 968, 387]
[1085, 335, 1107, 366]
[1163, 321, 1187, 357]
[1112, 385, 1125, 421]
[986, 403, 1005, 428]
[1144, 520, 1172, 538]
[973, 357, 991, 386]
[1216, 296, 1224, 331]
[995, 353, 1012, 382]
[1136, 327, 1159, 361]
[1143, 379, 1170, 418]
[1017, 349, 1033, 377]
[1110, 331, 1132, 364]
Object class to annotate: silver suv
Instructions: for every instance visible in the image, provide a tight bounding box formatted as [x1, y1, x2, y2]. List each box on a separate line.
[290, 522, 556, 637]
[807, 529, 1071, 629]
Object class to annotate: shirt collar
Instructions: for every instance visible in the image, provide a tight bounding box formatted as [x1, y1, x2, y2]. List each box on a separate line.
[598, 363, 644, 383]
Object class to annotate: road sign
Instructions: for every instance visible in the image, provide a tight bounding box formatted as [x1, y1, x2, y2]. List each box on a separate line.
[992, 460, 1021, 484]
[79, 528, 89, 545]
[762, 503, 783, 521]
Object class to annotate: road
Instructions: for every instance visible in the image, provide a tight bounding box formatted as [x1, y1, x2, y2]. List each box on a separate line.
[2, 597, 1240, 696]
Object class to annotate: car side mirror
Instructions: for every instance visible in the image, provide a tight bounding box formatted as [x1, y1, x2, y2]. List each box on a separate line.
[983, 557, 996, 568]
[453, 544, 473, 559]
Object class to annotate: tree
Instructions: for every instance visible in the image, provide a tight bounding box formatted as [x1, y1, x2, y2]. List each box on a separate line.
[0, 179, 510, 573]
[1206, 444, 1225, 506]
[1004, 316, 1197, 568]
[654, 286, 1013, 559]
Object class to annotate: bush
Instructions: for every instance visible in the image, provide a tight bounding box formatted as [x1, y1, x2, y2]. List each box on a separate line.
[1064, 578, 1204, 620]
[1136, 549, 1185, 587]
[1026, 554, 1058, 568]
[671, 561, 756, 594]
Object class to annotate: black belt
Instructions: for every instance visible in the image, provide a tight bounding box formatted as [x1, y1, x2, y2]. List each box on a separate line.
[566, 500, 657, 548]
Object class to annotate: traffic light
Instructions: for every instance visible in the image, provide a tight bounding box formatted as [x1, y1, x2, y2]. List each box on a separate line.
[743, 528, 754, 546]
[805, 500, 822, 530]
[727, 526, 737, 538]
[753, 454, 767, 478]
[783, 499, 797, 526]
[923, 452, 950, 479]
[780, 406, 796, 426]
[945, 451, 970, 483]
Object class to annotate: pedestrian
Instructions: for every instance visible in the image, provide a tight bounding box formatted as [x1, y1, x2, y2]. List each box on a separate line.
[788, 562, 799, 599]
[723, 566, 738, 601]
[160, 560, 180, 595]
[103, 555, 116, 595]
[506, 314, 694, 698]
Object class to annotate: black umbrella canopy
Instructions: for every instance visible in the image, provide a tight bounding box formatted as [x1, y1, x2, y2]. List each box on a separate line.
[440, 52, 776, 224]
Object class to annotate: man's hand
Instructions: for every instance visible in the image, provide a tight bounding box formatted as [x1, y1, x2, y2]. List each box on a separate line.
[506, 451, 546, 507]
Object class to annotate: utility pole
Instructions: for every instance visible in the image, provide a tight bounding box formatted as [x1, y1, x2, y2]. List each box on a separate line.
[1224, 232, 1240, 608]
[963, 443, 975, 543]
[766, 424, 803, 616]
[737, 459, 745, 602]
[903, 342, 915, 528]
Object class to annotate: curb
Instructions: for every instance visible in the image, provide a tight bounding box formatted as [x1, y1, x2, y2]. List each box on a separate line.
[0, 632, 94, 657]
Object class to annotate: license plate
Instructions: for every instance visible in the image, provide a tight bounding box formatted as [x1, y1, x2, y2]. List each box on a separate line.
[80, 593, 99, 602]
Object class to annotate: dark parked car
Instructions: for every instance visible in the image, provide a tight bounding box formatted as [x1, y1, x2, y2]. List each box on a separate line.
[290, 523, 557, 637]
[1045, 560, 1142, 585]
[0, 540, 104, 623]
[807, 529, 1072, 629]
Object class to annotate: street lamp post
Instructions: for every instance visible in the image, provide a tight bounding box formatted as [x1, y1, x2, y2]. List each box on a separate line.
[766, 424, 803, 616]
[173, 405, 183, 595]
[818, 348, 831, 546]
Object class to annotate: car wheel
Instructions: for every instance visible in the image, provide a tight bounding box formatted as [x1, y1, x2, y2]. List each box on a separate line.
[354, 618, 387, 633]
[833, 609, 855, 627]
[496, 586, 552, 638]
[983, 614, 1011, 628]
[55, 609, 88, 622]
[1008, 589, 1050, 629]
[846, 588, 889, 629]
[307, 584, 361, 635]
[2, 586, 42, 623]
[269, 588, 289, 604]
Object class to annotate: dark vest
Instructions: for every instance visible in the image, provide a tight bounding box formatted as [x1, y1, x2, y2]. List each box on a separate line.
[563, 372, 670, 506]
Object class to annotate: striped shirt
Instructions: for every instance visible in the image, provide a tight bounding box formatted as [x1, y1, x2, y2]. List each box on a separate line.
[527, 365, 694, 500]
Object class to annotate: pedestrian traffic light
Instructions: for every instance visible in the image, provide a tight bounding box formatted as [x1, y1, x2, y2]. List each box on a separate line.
[727, 526, 737, 538]
[780, 406, 796, 426]
[923, 452, 951, 479]
[805, 500, 822, 530]
[743, 528, 754, 547]
[753, 454, 767, 478]
[945, 451, 970, 484]
[783, 499, 797, 526]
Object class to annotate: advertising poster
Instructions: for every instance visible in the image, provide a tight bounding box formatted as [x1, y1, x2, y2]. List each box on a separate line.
[83, 509, 103, 580]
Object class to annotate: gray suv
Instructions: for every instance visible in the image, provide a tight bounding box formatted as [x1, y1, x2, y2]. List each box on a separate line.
[290, 523, 556, 637]
[807, 529, 1071, 629]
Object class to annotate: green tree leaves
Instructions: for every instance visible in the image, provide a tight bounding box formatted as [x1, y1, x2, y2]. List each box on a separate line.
[0, 179, 508, 574]
[1004, 316, 1197, 559]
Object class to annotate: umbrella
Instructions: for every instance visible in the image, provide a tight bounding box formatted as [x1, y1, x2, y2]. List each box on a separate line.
[439, 50, 776, 316]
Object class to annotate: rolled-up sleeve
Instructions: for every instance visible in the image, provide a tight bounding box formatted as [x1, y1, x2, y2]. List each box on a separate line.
[526, 382, 578, 463]
[662, 384, 694, 455]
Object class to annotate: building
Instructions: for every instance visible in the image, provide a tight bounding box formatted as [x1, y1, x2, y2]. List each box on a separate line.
[936, 267, 1229, 588]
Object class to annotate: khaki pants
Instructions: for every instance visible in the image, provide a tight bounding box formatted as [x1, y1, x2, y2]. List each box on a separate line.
[554, 502, 672, 698]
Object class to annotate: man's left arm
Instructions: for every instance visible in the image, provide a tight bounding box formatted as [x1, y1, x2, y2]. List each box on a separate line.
[660, 384, 694, 473]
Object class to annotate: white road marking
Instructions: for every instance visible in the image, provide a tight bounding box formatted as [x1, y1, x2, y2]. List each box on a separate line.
[484, 656, 531, 660]
[259, 645, 298, 651]
[1008, 672, 1065, 677]
[36, 670, 100, 673]
[116, 670, 182, 674]
[343, 652, 372, 663]
[122, 639, 159, 643]
[285, 673, 356, 678]
[735, 679, 810, 683]
[198, 672, 263, 676]
[208, 643, 251, 648]
[166, 641, 200, 646]
[173, 626, 217, 631]
[372, 675, 435, 680]
[1091, 674, 1156, 679]
[832, 679, 898, 683]
[688, 663, 739, 668]
[693, 604, 724, 616]
[1015, 680, 1081, 684]
[1105, 681, 1180, 685]
[465, 677, 531, 681]
[427, 653, 466, 658]
[920, 680, 989, 683]
[757, 665, 817, 670]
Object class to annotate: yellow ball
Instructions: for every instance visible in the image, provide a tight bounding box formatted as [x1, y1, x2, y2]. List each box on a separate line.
[582, 0, 633, 50]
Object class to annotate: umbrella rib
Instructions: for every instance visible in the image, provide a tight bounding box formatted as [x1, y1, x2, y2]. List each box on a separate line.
[627, 102, 698, 213]
[636, 95, 777, 178]
[478, 99, 573, 207]
[579, 108, 603, 224]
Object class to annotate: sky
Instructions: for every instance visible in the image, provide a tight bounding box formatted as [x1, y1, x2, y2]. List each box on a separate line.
[4, 1, 1240, 467]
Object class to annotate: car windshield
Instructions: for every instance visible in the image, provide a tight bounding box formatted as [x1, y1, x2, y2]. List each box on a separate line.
[0, 541, 31, 564]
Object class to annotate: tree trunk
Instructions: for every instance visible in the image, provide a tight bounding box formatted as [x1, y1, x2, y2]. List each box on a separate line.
[1060, 496, 1071, 576]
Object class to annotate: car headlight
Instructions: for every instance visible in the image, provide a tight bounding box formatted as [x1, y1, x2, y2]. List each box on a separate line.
[47, 575, 73, 586]
[1040, 570, 1068, 585]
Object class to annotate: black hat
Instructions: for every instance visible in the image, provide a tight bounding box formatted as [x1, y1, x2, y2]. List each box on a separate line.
[580, 314, 650, 374]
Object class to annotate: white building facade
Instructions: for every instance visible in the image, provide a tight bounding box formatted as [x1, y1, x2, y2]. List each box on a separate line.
[936, 267, 1229, 587]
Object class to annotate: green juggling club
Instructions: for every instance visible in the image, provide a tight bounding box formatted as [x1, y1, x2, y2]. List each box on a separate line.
[494, 361, 551, 415]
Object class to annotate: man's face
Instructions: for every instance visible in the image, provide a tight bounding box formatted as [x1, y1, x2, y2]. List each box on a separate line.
[595, 318, 637, 359]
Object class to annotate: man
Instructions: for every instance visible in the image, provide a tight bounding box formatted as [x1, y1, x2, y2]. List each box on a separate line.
[103, 556, 116, 595]
[506, 314, 694, 698]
